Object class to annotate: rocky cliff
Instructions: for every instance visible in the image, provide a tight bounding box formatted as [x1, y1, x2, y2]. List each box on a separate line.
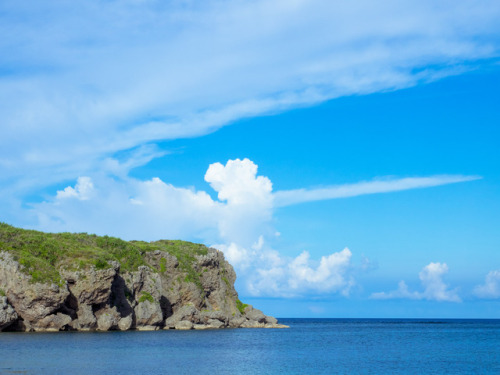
[0, 223, 287, 332]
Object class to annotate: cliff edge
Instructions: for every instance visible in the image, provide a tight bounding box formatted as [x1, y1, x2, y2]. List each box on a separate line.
[0, 223, 287, 332]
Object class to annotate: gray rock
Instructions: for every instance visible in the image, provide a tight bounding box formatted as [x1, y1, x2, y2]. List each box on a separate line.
[134, 300, 163, 328]
[265, 315, 278, 325]
[207, 319, 224, 328]
[75, 304, 97, 330]
[164, 305, 197, 328]
[0, 296, 18, 331]
[193, 324, 211, 330]
[200, 310, 227, 322]
[0, 252, 69, 325]
[33, 313, 72, 332]
[136, 325, 161, 331]
[240, 320, 266, 328]
[228, 316, 246, 328]
[174, 320, 193, 330]
[118, 315, 133, 331]
[62, 267, 117, 306]
[128, 266, 162, 302]
[95, 307, 120, 331]
[245, 307, 266, 323]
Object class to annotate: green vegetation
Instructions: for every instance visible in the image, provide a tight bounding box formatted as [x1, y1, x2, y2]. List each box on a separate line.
[0, 288, 5, 297]
[0, 223, 210, 288]
[236, 299, 249, 314]
[159, 257, 167, 273]
[94, 259, 110, 270]
[138, 291, 154, 303]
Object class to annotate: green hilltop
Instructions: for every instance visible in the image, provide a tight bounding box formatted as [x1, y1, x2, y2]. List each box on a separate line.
[0, 223, 208, 286]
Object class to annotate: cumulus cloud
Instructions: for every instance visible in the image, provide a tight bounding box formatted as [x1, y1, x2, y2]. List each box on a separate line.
[244, 247, 354, 298]
[1, 0, 499, 199]
[56, 176, 94, 201]
[205, 159, 273, 207]
[371, 262, 461, 302]
[288, 249, 353, 294]
[474, 270, 500, 299]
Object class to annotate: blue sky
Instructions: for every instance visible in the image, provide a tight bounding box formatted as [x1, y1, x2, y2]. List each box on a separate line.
[1, 0, 500, 317]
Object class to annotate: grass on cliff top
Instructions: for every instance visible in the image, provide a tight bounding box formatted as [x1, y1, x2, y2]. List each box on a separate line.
[0, 223, 208, 286]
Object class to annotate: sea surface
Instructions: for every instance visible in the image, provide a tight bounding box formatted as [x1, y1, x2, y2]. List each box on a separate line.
[0, 319, 499, 375]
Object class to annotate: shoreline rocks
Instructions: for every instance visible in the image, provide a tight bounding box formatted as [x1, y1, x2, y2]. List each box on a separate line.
[0, 250, 289, 332]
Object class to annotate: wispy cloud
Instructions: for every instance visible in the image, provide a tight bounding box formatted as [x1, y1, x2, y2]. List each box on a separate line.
[1, 0, 499, 196]
[274, 175, 482, 207]
[371, 262, 461, 302]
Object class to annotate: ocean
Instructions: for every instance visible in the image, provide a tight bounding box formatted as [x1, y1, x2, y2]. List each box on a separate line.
[0, 319, 499, 374]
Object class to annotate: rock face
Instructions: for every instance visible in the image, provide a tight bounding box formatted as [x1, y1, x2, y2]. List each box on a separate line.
[0, 247, 288, 332]
[0, 296, 18, 331]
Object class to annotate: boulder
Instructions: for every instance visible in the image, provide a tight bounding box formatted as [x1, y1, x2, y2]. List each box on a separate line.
[33, 313, 72, 332]
[265, 315, 278, 325]
[164, 305, 198, 328]
[245, 307, 266, 323]
[228, 316, 246, 328]
[74, 304, 97, 330]
[118, 315, 133, 331]
[200, 310, 227, 323]
[207, 319, 224, 329]
[95, 306, 121, 331]
[134, 300, 163, 328]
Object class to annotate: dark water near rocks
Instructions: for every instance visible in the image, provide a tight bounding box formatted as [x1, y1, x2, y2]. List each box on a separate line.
[1, 319, 499, 375]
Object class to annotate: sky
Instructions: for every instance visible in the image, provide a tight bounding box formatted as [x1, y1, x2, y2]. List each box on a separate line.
[1, 0, 500, 318]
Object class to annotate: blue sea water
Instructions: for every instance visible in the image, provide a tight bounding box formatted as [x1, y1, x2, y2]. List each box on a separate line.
[0, 319, 499, 375]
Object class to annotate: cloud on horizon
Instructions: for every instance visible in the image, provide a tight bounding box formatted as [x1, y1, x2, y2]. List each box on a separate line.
[371, 262, 461, 302]
[474, 270, 500, 299]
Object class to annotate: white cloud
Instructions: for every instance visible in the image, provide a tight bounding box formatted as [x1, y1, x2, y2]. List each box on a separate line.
[371, 281, 421, 300]
[474, 270, 500, 299]
[34, 158, 273, 244]
[288, 249, 353, 294]
[419, 262, 461, 302]
[274, 175, 482, 207]
[243, 247, 355, 298]
[212, 242, 251, 269]
[371, 262, 461, 302]
[37, 174, 219, 240]
[1, 0, 499, 198]
[205, 159, 273, 206]
[56, 176, 94, 201]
